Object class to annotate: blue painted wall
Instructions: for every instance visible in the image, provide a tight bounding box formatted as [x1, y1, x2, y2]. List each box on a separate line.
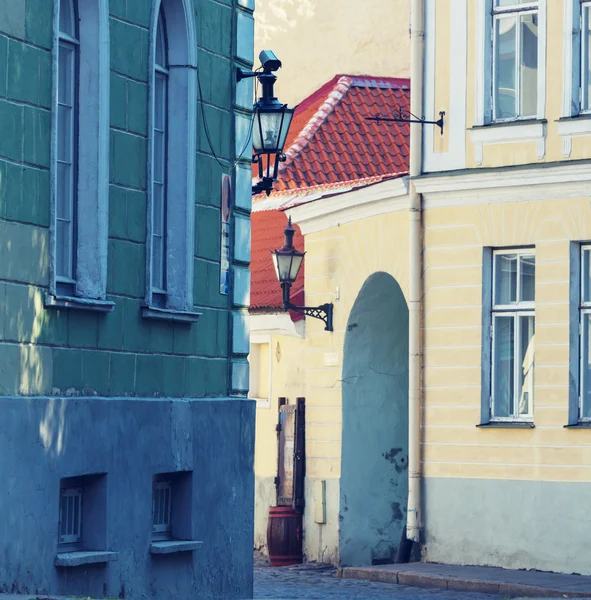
[340, 272, 409, 567]
[0, 396, 254, 598]
[0, 0, 255, 597]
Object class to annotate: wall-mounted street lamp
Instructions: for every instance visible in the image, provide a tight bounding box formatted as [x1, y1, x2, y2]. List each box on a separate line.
[237, 51, 294, 196]
[272, 218, 333, 332]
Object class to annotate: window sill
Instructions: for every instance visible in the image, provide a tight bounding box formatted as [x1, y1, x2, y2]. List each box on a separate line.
[477, 421, 535, 429]
[150, 540, 203, 555]
[141, 306, 202, 324]
[469, 120, 546, 164]
[45, 293, 115, 313]
[564, 422, 591, 429]
[556, 116, 591, 137]
[55, 551, 119, 567]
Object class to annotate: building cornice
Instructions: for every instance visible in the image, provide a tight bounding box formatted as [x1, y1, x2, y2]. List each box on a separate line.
[414, 161, 591, 207]
[287, 177, 409, 235]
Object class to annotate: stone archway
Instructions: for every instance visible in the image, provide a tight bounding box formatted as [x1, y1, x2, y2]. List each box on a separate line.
[339, 272, 409, 567]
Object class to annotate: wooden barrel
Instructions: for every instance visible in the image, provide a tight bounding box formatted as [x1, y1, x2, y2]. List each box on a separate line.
[266, 506, 303, 567]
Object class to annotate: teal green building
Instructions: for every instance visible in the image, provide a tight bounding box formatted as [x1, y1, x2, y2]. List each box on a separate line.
[0, 1, 255, 598]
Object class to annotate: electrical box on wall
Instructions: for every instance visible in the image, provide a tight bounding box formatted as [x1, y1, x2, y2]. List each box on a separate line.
[314, 479, 326, 524]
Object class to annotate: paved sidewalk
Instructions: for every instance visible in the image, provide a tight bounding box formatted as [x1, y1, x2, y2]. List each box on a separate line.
[342, 561, 591, 598]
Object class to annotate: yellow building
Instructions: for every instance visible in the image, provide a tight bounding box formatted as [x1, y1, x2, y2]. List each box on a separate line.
[253, 0, 591, 575]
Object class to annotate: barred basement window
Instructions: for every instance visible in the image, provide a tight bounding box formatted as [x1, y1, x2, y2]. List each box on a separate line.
[59, 487, 83, 546]
[152, 480, 172, 539]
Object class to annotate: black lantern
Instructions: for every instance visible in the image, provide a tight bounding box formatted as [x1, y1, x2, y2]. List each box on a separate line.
[237, 50, 294, 196]
[271, 218, 333, 332]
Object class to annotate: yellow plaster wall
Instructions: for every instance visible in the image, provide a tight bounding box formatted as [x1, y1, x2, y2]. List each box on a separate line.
[422, 197, 591, 483]
[431, 0, 591, 169]
[300, 209, 410, 481]
[254, 334, 306, 479]
[254, 0, 410, 106]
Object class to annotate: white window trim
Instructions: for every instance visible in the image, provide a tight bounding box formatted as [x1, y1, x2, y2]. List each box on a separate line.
[470, 120, 546, 164]
[146, 0, 197, 314]
[50, 0, 110, 301]
[579, 245, 591, 422]
[475, 0, 546, 127]
[250, 334, 272, 409]
[490, 248, 536, 422]
[560, 1, 591, 156]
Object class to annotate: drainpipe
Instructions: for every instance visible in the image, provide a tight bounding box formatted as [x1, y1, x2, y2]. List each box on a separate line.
[406, 0, 424, 549]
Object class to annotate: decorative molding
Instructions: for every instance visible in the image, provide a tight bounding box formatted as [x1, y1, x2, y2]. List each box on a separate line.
[50, 0, 110, 300]
[423, 0, 468, 173]
[146, 0, 197, 312]
[287, 177, 409, 235]
[44, 293, 115, 313]
[469, 121, 546, 164]
[557, 117, 591, 157]
[414, 161, 591, 208]
[250, 313, 306, 338]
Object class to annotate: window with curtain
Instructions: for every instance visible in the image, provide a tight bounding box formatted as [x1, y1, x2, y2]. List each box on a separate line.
[491, 250, 536, 421]
[579, 247, 591, 420]
[581, 1, 591, 112]
[492, 0, 539, 120]
[152, 8, 168, 300]
[57, 0, 79, 291]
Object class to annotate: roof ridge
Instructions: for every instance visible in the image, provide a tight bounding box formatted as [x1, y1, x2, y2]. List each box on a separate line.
[278, 75, 353, 175]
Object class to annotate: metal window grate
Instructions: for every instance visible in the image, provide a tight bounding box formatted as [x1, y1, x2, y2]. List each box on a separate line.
[59, 487, 82, 545]
[152, 481, 172, 536]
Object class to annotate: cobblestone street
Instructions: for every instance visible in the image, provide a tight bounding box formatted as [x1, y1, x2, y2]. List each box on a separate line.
[253, 562, 502, 600]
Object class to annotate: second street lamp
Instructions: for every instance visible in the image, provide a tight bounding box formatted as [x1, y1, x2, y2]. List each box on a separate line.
[237, 50, 294, 196]
[271, 218, 333, 332]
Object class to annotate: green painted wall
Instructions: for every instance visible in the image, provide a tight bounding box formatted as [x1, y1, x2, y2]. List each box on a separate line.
[0, 0, 250, 399]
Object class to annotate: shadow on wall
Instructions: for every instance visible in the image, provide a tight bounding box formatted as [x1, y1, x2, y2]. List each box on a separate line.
[340, 271, 409, 568]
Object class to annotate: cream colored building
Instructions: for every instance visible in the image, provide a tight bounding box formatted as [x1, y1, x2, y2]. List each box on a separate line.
[252, 0, 591, 575]
[254, 0, 410, 105]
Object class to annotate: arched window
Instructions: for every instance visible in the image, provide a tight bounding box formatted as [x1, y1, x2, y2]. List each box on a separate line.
[49, 0, 110, 306]
[145, 0, 197, 315]
[57, 0, 79, 287]
[152, 9, 169, 296]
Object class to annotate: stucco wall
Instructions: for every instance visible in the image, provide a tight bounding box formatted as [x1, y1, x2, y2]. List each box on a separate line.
[289, 203, 411, 565]
[253, 332, 306, 553]
[254, 0, 410, 105]
[426, 0, 591, 171]
[0, 396, 254, 599]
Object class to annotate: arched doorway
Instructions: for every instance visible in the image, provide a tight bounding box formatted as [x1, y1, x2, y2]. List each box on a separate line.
[340, 272, 409, 567]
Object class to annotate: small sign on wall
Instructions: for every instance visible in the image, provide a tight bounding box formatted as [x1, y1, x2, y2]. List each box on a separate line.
[220, 174, 232, 295]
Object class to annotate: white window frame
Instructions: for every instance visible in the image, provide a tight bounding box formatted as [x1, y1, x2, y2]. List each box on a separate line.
[563, 0, 591, 117]
[579, 246, 591, 421]
[59, 487, 83, 546]
[56, 1, 78, 291]
[249, 334, 273, 408]
[146, 0, 197, 313]
[475, 0, 546, 126]
[490, 248, 536, 422]
[152, 480, 172, 539]
[50, 0, 110, 301]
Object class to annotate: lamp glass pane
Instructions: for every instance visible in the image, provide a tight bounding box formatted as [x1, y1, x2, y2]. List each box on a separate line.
[289, 253, 304, 282]
[275, 252, 293, 282]
[278, 108, 294, 152]
[253, 111, 283, 153]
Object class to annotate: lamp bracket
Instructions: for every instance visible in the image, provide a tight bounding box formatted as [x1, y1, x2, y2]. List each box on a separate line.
[285, 302, 333, 332]
[367, 110, 445, 135]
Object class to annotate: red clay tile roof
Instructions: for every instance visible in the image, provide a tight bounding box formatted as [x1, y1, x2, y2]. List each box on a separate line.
[250, 209, 305, 311]
[252, 74, 410, 194]
[250, 75, 410, 311]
